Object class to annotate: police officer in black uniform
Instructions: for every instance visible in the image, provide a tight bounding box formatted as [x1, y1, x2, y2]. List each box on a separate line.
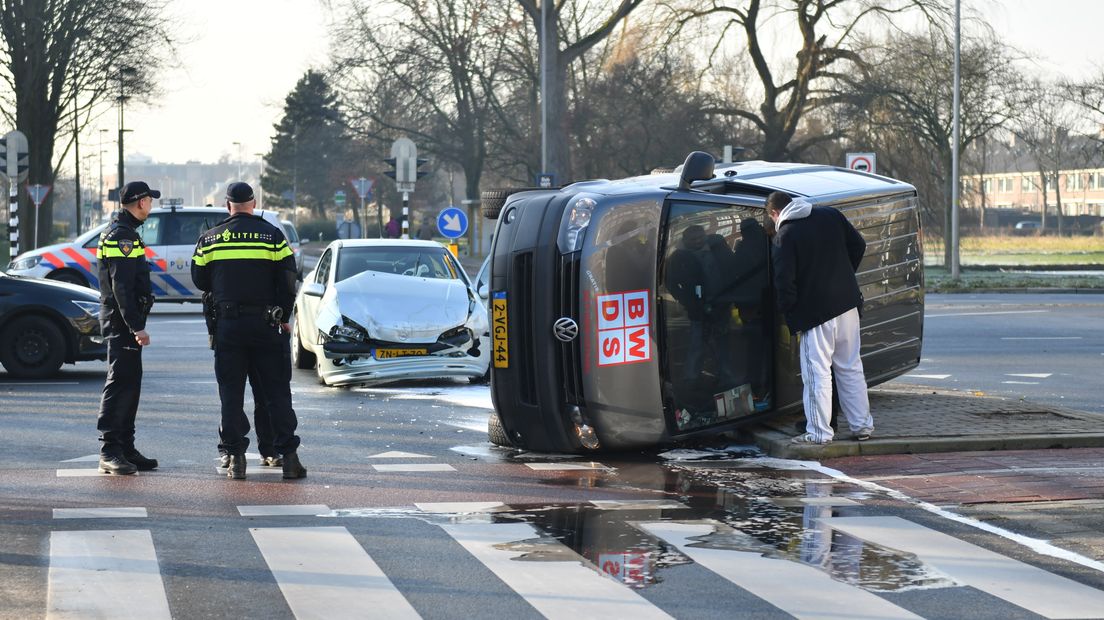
[96, 181, 159, 475]
[192, 182, 306, 480]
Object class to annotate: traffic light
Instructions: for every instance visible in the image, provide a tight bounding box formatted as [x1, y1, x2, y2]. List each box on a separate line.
[415, 157, 429, 181]
[383, 157, 398, 181]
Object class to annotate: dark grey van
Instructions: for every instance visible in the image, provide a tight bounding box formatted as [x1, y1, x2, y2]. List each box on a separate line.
[485, 152, 923, 453]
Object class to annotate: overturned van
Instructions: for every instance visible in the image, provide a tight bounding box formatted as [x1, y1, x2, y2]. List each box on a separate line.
[484, 152, 923, 453]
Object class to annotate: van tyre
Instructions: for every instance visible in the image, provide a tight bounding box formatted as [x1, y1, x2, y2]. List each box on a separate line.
[480, 188, 543, 220]
[487, 411, 513, 447]
[0, 315, 66, 378]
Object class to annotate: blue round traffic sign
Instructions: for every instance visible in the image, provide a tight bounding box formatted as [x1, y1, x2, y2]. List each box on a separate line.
[437, 206, 468, 238]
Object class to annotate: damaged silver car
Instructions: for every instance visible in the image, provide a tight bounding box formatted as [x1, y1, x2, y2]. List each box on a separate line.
[291, 239, 490, 387]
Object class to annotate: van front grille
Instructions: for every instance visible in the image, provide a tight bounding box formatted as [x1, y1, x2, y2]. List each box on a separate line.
[557, 253, 583, 404]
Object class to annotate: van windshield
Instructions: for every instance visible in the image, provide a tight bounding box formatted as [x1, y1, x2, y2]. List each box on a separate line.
[658, 201, 774, 432]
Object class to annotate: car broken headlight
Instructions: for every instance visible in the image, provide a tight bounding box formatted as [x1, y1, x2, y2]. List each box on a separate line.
[556, 195, 597, 254]
[329, 316, 369, 342]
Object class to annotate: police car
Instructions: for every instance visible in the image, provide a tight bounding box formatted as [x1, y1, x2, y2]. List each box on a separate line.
[6, 205, 294, 302]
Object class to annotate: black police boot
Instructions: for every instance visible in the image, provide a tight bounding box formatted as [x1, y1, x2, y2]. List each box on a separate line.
[218, 453, 230, 469]
[282, 452, 306, 479]
[99, 454, 137, 475]
[124, 449, 159, 471]
[227, 453, 247, 480]
[261, 455, 283, 467]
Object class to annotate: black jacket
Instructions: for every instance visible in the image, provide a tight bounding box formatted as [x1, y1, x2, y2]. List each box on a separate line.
[191, 212, 297, 318]
[772, 204, 866, 333]
[97, 209, 152, 335]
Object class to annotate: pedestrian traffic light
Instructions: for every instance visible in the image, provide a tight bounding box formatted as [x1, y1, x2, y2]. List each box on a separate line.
[383, 157, 398, 181]
[415, 157, 429, 180]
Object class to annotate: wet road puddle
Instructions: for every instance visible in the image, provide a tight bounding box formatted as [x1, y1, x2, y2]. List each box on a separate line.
[328, 456, 959, 593]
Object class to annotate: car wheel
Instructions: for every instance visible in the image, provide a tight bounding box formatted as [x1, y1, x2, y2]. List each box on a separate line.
[291, 313, 316, 370]
[47, 269, 89, 288]
[0, 315, 67, 379]
[487, 411, 513, 447]
[480, 187, 544, 220]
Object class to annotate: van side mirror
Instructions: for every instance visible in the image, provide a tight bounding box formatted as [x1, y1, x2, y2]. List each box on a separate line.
[302, 282, 325, 298]
[678, 151, 716, 191]
[478, 282, 489, 300]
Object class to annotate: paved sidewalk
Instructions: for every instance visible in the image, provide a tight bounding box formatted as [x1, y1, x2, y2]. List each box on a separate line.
[751, 383, 1104, 459]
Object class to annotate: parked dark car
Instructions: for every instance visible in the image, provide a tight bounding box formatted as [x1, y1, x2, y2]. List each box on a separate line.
[0, 270, 107, 378]
[483, 152, 924, 453]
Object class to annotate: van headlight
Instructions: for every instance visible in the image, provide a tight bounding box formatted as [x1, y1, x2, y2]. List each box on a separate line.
[557, 195, 597, 253]
[9, 255, 41, 270]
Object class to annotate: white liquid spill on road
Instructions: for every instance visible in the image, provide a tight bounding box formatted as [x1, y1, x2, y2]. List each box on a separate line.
[354, 385, 493, 410]
[778, 458, 1104, 575]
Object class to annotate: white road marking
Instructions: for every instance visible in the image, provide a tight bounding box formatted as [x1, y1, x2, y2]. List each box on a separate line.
[1001, 337, 1081, 340]
[213, 466, 282, 476]
[367, 451, 433, 459]
[639, 521, 921, 620]
[1, 382, 78, 386]
[526, 462, 613, 471]
[371, 463, 456, 472]
[1006, 373, 1053, 378]
[53, 507, 148, 519]
[907, 374, 952, 380]
[238, 505, 330, 517]
[441, 521, 672, 619]
[60, 454, 101, 463]
[828, 516, 1104, 619]
[56, 469, 108, 477]
[48, 529, 171, 619]
[1002, 381, 1040, 385]
[928, 310, 1047, 318]
[251, 526, 419, 619]
[415, 501, 506, 513]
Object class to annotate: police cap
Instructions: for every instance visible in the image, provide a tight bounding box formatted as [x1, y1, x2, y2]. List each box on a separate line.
[226, 182, 255, 204]
[120, 181, 161, 204]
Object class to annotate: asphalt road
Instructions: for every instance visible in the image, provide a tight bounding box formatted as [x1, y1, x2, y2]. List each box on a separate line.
[893, 293, 1104, 414]
[2, 296, 1104, 618]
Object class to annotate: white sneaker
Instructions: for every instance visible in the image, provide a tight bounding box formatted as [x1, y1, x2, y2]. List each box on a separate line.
[854, 427, 874, 441]
[790, 433, 830, 445]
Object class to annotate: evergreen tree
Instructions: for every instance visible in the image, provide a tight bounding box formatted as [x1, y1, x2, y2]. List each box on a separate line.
[263, 71, 352, 219]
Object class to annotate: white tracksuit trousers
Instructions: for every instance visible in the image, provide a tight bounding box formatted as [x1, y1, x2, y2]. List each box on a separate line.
[798, 307, 873, 442]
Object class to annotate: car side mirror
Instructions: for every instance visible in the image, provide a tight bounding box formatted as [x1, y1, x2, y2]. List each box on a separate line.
[302, 282, 325, 297]
[478, 282, 489, 300]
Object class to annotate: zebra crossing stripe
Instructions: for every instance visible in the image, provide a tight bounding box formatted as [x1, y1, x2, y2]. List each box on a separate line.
[827, 516, 1104, 619]
[47, 529, 171, 619]
[250, 526, 419, 619]
[525, 462, 613, 471]
[53, 507, 147, 519]
[372, 463, 455, 472]
[238, 505, 330, 517]
[440, 521, 672, 619]
[639, 521, 922, 620]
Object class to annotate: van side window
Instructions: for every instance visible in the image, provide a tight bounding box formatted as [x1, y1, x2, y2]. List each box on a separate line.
[169, 213, 218, 245]
[659, 201, 773, 431]
[136, 214, 164, 245]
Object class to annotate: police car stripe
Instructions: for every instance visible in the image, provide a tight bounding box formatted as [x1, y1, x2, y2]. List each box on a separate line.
[61, 247, 92, 272]
[159, 274, 193, 297]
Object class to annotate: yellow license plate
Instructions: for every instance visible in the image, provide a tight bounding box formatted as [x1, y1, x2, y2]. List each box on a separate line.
[374, 348, 428, 360]
[492, 292, 508, 368]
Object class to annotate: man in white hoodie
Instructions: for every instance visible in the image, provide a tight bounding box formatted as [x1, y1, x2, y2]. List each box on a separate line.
[766, 191, 874, 445]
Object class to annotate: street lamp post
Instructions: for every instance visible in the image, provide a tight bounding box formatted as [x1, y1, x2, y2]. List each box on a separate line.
[116, 66, 137, 190]
[255, 152, 265, 208]
[99, 129, 108, 217]
[233, 141, 242, 179]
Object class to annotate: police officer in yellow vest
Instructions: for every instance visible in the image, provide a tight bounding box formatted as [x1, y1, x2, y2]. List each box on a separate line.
[96, 181, 159, 475]
[191, 182, 306, 480]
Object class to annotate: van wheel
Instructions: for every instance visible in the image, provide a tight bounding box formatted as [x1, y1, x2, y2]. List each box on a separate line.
[0, 316, 66, 378]
[480, 187, 543, 220]
[487, 411, 513, 447]
[292, 314, 316, 370]
[47, 269, 89, 288]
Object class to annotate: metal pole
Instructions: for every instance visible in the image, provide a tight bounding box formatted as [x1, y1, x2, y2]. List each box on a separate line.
[401, 192, 409, 239]
[233, 141, 241, 179]
[74, 79, 82, 235]
[950, 0, 961, 280]
[540, 0, 548, 174]
[98, 129, 106, 222]
[377, 193, 384, 239]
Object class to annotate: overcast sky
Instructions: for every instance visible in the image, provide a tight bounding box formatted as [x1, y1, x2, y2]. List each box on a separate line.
[115, 0, 1101, 166]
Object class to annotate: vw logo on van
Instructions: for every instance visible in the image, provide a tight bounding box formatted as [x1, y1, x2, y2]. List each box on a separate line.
[552, 317, 579, 342]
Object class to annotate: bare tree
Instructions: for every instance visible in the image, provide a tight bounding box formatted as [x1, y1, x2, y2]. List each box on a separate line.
[331, 0, 517, 204]
[0, 0, 176, 249]
[514, 0, 646, 183]
[1012, 79, 1090, 235]
[660, 0, 948, 162]
[842, 27, 1022, 265]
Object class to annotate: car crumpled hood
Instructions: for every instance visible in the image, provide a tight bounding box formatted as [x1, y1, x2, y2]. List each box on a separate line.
[331, 270, 471, 343]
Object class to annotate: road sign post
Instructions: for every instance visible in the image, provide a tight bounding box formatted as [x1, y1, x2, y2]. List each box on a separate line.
[2, 130, 29, 257]
[27, 184, 51, 249]
[351, 177, 375, 237]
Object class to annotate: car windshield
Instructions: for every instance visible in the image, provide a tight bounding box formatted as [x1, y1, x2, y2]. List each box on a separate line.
[335, 246, 459, 283]
[657, 201, 774, 432]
